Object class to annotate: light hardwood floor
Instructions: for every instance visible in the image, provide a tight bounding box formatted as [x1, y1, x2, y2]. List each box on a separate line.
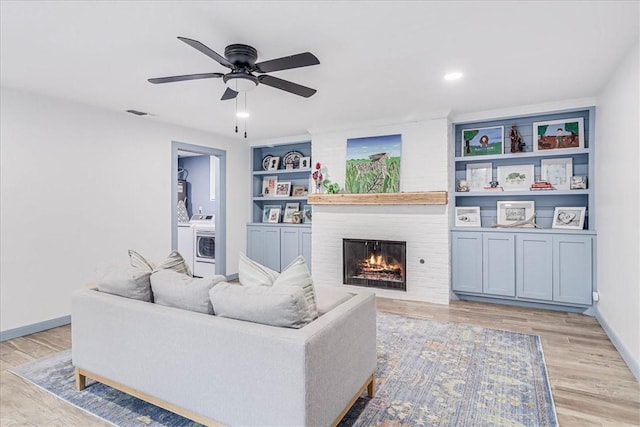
[1, 298, 638, 426]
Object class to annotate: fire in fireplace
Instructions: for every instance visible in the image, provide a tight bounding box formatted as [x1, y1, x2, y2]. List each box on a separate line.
[343, 239, 406, 291]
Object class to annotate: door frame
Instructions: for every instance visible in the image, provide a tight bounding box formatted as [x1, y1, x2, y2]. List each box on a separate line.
[171, 141, 227, 276]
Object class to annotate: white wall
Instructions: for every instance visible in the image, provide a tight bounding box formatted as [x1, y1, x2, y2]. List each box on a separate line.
[310, 119, 451, 304]
[0, 87, 249, 332]
[594, 42, 640, 378]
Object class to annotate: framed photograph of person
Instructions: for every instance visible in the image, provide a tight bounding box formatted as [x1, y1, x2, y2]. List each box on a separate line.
[299, 157, 311, 169]
[552, 207, 586, 230]
[496, 200, 535, 227]
[302, 205, 312, 223]
[276, 181, 291, 196]
[261, 176, 278, 197]
[533, 117, 584, 152]
[267, 156, 280, 170]
[291, 185, 306, 197]
[283, 202, 300, 223]
[262, 204, 280, 223]
[460, 126, 503, 157]
[454, 206, 481, 227]
[267, 207, 281, 223]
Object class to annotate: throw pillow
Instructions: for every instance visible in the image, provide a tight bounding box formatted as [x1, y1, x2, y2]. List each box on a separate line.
[273, 256, 318, 320]
[129, 249, 193, 277]
[150, 269, 225, 314]
[209, 282, 312, 328]
[97, 266, 152, 302]
[238, 253, 279, 287]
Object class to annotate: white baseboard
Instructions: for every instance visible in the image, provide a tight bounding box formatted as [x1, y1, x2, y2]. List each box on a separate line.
[595, 308, 640, 382]
[0, 315, 71, 342]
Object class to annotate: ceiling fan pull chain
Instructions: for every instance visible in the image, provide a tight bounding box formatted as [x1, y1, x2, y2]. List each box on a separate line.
[244, 93, 248, 139]
[234, 94, 238, 133]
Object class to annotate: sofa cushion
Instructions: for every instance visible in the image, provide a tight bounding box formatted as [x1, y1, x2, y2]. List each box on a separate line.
[238, 253, 279, 287]
[129, 249, 193, 277]
[314, 287, 353, 315]
[96, 266, 152, 302]
[150, 269, 225, 314]
[209, 282, 312, 328]
[273, 256, 318, 320]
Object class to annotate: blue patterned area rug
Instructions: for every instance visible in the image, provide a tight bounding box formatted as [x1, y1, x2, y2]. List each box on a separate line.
[10, 313, 557, 427]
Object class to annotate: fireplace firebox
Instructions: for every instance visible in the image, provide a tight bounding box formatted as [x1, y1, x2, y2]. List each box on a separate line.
[343, 239, 406, 291]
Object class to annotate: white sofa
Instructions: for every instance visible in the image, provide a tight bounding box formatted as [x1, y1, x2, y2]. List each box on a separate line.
[71, 286, 376, 427]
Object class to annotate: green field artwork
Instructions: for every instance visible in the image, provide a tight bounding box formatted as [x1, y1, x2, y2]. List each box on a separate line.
[345, 134, 401, 193]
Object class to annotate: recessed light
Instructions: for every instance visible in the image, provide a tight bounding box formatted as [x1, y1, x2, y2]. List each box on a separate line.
[236, 111, 250, 119]
[444, 72, 463, 81]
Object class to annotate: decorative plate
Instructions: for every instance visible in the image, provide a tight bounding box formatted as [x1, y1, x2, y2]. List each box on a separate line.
[262, 155, 273, 171]
[282, 151, 304, 169]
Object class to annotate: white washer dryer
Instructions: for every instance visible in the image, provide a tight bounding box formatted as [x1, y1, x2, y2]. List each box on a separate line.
[177, 222, 194, 274]
[190, 214, 216, 278]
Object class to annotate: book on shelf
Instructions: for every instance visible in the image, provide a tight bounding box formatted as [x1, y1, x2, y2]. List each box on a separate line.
[483, 186, 504, 191]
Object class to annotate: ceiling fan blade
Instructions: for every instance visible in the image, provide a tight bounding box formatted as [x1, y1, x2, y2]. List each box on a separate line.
[148, 72, 224, 84]
[258, 75, 317, 98]
[254, 52, 319, 73]
[177, 36, 233, 69]
[221, 87, 238, 100]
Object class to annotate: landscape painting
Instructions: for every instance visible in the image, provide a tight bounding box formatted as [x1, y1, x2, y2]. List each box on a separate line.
[345, 134, 401, 193]
[461, 126, 504, 157]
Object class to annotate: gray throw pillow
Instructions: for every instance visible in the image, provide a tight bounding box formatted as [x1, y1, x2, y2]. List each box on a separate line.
[97, 266, 152, 302]
[209, 283, 312, 328]
[129, 249, 193, 277]
[150, 269, 225, 314]
[238, 253, 279, 287]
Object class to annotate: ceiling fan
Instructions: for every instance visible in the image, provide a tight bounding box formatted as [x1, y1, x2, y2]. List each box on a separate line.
[148, 37, 320, 100]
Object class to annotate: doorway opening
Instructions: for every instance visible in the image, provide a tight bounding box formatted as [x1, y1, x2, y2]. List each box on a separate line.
[171, 141, 227, 276]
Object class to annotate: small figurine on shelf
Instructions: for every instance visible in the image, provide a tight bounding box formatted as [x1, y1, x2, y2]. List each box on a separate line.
[312, 162, 324, 193]
[510, 124, 526, 153]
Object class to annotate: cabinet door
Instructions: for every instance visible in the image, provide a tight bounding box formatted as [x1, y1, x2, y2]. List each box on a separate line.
[483, 233, 515, 296]
[516, 234, 553, 300]
[451, 232, 483, 293]
[300, 228, 312, 271]
[280, 228, 300, 271]
[247, 226, 281, 272]
[553, 235, 593, 305]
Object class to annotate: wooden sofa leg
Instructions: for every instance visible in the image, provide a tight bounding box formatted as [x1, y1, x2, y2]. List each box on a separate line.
[367, 373, 375, 398]
[75, 368, 86, 391]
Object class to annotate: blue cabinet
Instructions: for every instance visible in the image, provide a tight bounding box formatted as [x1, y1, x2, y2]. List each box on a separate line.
[452, 230, 593, 308]
[247, 224, 312, 273]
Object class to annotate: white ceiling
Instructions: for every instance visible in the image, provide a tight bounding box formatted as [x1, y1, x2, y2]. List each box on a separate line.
[1, 1, 638, 141]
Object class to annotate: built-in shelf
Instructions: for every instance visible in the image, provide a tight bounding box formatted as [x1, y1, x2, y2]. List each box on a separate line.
[307, 191, 448, 205]
[455, 189, 589, 197]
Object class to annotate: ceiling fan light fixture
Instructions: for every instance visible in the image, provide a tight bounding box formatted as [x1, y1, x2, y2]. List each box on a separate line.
[223, 73, 258, 92]
[444, 72, 463, 81]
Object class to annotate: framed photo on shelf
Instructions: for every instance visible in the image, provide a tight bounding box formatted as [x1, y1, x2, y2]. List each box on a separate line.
[497, 164, 535, 191]
[455, 206, 481, 227]
[541, 157, 573, 190]
[466, 162, 493, 191]
[552, 207, 586, 230]
[570, 175, 588, 190]
[496, 200, 535, 226]
[262, 204, 280, 223]
[276, 181, 292, 196]
[461, 126, 503, 157]
[533, 117, 584, 152]
[267, 156, 280, 170]
[283, 202, 300, 223]
[299, 157, 311, 169]
[302, 205, 312, 223]
[267, 207, 281, 223]
[291, 185, 306, 197]
[261, 176, 278, 197]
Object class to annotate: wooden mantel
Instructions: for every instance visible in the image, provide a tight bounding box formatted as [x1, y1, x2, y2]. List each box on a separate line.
[307, 191, 448, 205]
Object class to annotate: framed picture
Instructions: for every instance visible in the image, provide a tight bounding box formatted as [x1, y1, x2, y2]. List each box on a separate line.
[261, 176, 277, 197]
[283, 202, 300, 223]
[496, 200, 535, 226]
[267, 207, 281, 223]
[497, 164, 535, 191]
[299, 157, 311, 169]
[455, 206, 481, 227]
[552, 207, 586, 230]
[461, 126, 503, 157]
[570, 175, 588, 190]
[262, 204, 280, 223]
[541, 157, 573, 190]
[466, 162, 493, 191]
[302, 205, 312, 223]
[291, 185, 306, 197]
[533, 117, 584, 152]
[276, 181, 291, 196]
[267, 156, 280, 170]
